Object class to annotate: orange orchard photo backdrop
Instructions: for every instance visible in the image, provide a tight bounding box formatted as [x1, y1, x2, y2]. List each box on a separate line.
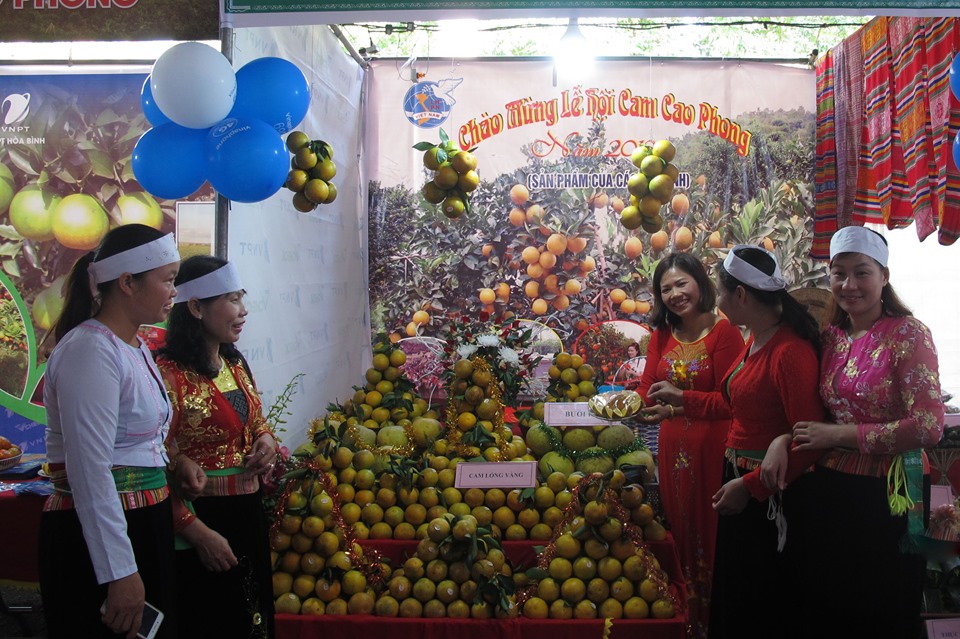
[365, 58, 829, 354]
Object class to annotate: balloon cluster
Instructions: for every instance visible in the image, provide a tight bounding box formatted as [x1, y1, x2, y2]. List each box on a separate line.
[620, 140, 678, 233]
[133, 43, 311, 204]
[285, 131, 338, 213]
[413, 129, 479, 220]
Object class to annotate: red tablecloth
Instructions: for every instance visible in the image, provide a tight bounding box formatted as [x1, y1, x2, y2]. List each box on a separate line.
[275, 615, 685, 639]
[276, 537, 687, 639]
[0, 483, 45, 586]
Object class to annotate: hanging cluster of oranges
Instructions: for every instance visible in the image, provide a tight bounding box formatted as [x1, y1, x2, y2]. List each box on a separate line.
[619, 140, 678, 233]
[285, 131, 338, 213]
[415, 131, 479, 220]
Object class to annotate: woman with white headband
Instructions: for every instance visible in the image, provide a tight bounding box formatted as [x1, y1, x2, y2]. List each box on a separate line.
[763, 226, 943, 638]
[646, 244, 824, 638]
[40, 224, 181, 638]
[154, 255, 276, 639]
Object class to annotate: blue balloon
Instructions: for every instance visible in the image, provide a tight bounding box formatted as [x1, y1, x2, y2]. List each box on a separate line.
[228, 57, 310, 134]
[205, 117, 288, 203]
[953, 132, 960, 170]
[132, 124, 207, 200]
[140, 76, 171, 127]
[951, 55, 960, 102]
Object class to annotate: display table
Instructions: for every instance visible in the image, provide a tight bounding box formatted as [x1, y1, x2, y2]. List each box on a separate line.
[0, 480, 46, 587]
[275, 537, 687, 639]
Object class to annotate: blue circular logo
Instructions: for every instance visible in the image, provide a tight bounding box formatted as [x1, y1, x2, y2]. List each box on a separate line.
[402, 81, 452, 129]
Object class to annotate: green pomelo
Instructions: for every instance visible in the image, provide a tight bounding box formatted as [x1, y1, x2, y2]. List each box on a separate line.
[561, 428, 596, 452]
[538, 451, 575, 477]
[576, 448, 615, 475]
[525, 424, 558, 458]
[597, 424, 637, 451]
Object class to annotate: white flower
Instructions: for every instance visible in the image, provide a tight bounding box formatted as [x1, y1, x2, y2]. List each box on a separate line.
[477, 334, 501, 348]
[457, 344, 478, 359]
[499, 346, 520, 367]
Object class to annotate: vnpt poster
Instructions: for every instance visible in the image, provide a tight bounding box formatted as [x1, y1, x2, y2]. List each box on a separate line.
[0, 72, 214, 453]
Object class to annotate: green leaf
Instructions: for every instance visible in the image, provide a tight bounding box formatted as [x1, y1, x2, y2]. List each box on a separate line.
[0, 226, 24, 241]
[2, 259, 19, 278]
[86, 150, 116, 179]
[0, 243, 21, 257]
[7, 148, 38, 176]
[412, 142, 435, 151]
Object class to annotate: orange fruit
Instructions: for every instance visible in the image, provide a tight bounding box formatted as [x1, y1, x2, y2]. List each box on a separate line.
[117, 192, 163, 229]
[312, 158, 337, 182]
[52, 194, 109, 250]
[546, 233, 568, 255]
[531, 298, 548, 315]
[412, 310, 430, 325]
[671, 193, 690, 215]
[650, 230, 669, 252]
[624, 236, 643, 259]
[673, 226, 693, 250]
[510, 184, 529, 206]
[609, 288, 627, 304]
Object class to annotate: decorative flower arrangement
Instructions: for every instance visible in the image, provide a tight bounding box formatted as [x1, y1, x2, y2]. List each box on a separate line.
[398, 337, 445, 401]
[439, 312, 542, 406]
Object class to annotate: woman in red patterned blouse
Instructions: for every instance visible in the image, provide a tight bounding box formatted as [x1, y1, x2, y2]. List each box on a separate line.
[156, 255, 277, 639]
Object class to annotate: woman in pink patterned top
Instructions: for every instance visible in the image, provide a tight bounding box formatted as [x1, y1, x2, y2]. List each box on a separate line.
[763, 226, 944, 639]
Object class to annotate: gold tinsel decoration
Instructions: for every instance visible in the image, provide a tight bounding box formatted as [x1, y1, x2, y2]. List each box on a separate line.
[443, 356, 514, 461]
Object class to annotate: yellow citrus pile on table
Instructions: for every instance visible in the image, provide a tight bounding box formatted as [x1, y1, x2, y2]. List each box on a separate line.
[269, 339, 674, 621]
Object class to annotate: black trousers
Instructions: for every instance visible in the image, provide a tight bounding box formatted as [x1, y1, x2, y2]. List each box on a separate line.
[39, 499, 177, 639]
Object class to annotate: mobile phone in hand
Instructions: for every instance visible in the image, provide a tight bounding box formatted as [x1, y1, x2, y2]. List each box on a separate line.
[137, 601, 164, 639]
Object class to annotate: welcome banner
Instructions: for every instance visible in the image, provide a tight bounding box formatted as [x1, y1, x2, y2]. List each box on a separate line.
[365, 58, 825, 383]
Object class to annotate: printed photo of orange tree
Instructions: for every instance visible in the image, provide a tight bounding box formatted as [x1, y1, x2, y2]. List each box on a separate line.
[368, 108, 828, 352]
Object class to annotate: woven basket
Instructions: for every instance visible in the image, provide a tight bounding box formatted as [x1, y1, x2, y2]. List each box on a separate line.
[0, 452, 22, 471]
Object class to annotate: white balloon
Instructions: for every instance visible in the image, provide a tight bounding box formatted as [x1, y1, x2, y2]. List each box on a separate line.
[150, 42, 237, 129]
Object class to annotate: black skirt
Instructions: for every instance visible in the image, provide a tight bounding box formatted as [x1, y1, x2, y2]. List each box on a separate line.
[174, 491, 275, 639]
[708, 459, 812, 639]
[789, 466, 925, 639]
[39, 498, 177, 639]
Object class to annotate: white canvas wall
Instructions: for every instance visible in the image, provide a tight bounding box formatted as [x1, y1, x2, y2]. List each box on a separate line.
[228, 25, 370, 448]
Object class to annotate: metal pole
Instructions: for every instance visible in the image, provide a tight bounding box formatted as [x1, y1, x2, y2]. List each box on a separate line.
[215, 22, 235, 260]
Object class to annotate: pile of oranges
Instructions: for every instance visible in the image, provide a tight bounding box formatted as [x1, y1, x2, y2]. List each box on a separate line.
[0, 435, 21, 462]
[285, 131, 338, 213]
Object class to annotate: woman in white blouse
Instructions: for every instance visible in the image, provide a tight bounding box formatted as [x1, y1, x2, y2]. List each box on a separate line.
[40, 224, 181, 639]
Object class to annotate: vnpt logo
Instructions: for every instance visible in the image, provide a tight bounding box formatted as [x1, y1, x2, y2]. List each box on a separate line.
[279, 286, 300, 308]
[243, 337, 273, 364]
[2, 93, 30, 126]
[238, 239, 269, 262]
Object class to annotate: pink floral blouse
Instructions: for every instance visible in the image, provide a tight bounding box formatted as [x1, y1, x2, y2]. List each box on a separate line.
[818, 316, 945, 477]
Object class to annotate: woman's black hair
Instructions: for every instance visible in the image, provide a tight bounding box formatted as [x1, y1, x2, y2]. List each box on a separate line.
[648, 252, 717, 330]
[718, 246, 820, 351]
[156, 255, 247, 378]
[53, 224, 166, 342]
[826, 229, 912, 328]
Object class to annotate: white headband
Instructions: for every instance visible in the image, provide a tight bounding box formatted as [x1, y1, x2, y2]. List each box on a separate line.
[723, 245, 786, 291]
[173, 262, 243, 303]
[88, 233, 180, 285]
[829, 226, 888, 267]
